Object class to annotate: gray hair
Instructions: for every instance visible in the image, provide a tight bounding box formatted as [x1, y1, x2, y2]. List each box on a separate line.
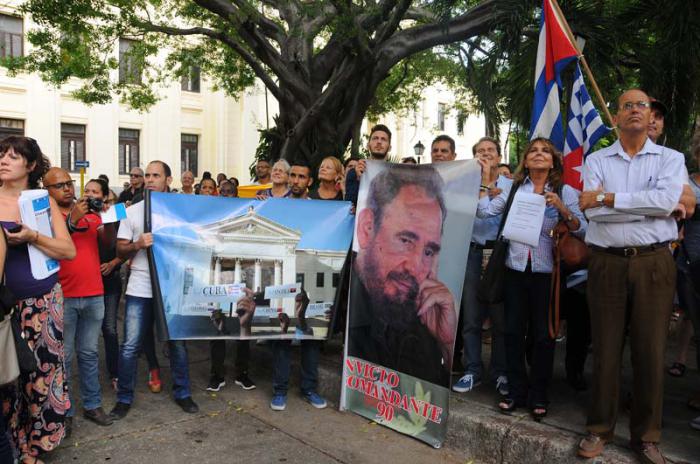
[367, 164, 447, 231]
[273, 159, 291, 173]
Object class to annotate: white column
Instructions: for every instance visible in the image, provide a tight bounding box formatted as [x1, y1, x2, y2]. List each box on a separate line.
[254, 259, 262, 292]
[273, 260, 282, 308]
[234, 259, 242, 283]
[214, 258, 222, 285]
[274, 260, 282, 286]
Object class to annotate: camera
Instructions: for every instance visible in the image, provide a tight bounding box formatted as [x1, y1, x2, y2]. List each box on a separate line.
[87, 197, 104, 212]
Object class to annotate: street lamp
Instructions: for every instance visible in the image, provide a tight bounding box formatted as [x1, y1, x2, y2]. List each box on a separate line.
[413, 140, 425, 163]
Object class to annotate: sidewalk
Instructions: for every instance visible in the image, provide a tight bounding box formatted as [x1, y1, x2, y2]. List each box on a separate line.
[49, 332, 699, 464]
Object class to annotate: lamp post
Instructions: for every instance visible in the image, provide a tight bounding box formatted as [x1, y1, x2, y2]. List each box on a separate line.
[413, 140, 425, 163]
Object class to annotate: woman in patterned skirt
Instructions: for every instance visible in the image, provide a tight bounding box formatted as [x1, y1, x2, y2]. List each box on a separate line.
[0, 136, 75, 464]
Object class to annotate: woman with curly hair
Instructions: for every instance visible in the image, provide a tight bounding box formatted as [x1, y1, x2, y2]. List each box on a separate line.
[0, 136, 75, 463]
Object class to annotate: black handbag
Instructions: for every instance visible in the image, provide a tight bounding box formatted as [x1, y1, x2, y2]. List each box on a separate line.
[477, 182, 520, 305]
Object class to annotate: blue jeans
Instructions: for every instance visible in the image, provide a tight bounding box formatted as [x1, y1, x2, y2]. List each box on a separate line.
[117, 295, 191, 403]
[461, 246, 507, 381]
[63, 295, 105, 415]
[272, 340, 320, 396]
[102, 291, 121, 380]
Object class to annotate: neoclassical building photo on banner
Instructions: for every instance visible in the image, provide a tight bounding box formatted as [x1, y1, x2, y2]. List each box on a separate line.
[158, 204, 348, 338]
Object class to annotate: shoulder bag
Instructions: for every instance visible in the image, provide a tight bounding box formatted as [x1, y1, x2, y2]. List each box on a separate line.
[477, 182, 520, 305]
[548, 185, 590, 339]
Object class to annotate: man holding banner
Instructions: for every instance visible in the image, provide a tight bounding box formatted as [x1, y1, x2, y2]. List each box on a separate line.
[110, 161, 199, 420]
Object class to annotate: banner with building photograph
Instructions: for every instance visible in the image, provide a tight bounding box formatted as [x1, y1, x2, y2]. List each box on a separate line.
[147, 191, 354, 340]
[340, 160, 480, 448]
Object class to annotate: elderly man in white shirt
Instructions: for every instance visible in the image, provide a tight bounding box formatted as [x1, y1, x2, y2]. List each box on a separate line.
[576, 89, 695, 464]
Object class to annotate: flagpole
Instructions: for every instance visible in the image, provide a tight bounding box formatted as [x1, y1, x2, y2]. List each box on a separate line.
[550, 0, 619, 138]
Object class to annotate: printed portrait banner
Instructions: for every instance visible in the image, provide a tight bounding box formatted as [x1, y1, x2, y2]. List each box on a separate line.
[147, 191, 354, 341]
[341, 160, 480, 448]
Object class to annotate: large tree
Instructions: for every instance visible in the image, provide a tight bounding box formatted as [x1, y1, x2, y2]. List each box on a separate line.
[10, 0, 501, 164]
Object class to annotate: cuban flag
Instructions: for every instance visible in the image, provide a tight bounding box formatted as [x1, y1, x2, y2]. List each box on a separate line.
[529, 0, 579, 150]
[562, 64, 612, 190]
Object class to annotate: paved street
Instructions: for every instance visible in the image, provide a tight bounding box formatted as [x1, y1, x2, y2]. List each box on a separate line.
[46, 323, 700, 464]
[48, 340, 464, 464]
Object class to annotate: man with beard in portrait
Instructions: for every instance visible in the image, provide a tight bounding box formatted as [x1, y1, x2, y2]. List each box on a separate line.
[348, 164, 456, 386]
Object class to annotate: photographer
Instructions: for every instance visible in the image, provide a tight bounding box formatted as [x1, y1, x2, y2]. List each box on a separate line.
[44, 169, 116, 435]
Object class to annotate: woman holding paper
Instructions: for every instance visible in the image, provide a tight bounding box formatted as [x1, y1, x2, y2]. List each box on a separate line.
[476, 137, 586, 421]
[0, 136, 75, 463]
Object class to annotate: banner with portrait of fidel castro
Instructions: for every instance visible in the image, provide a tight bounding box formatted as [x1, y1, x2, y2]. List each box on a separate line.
[341, 160, 480, 447]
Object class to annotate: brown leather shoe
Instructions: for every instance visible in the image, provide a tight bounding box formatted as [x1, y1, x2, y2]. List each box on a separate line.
[577, 433, 607, 458]
[84, 407, 114, 426]
[631, 441, 666, 464]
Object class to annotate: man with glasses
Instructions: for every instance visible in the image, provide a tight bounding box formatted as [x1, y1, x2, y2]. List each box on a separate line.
[43, 168, 117, 435]
[577, 89, 695, 464]
[118, 167, 144, 206]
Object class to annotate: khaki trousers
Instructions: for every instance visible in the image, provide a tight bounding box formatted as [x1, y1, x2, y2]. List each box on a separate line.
[586, 247, 675, 443]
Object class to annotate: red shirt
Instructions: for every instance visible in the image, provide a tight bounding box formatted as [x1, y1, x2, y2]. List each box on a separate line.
[59, 212, 104, 297]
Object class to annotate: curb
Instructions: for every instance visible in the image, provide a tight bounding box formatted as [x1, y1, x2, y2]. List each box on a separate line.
[243, 340, 686, 464]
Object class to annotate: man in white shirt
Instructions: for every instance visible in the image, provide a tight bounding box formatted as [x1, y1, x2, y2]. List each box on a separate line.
[109, 160, 199, 420]
[577, 89, 695, 464]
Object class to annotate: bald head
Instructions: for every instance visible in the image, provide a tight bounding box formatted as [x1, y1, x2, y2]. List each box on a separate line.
[614, 89, 652, 135]
[43, 167, 75, 207]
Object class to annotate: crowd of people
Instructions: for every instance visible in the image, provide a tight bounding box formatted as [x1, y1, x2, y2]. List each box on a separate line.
[0, 87, 698, 464]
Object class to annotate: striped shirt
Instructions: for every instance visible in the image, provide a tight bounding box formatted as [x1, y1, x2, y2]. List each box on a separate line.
[583, 139, 686, 247]
[477, 178, 587, 273]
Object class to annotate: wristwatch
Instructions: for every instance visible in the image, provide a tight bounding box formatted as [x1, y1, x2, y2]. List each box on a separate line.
[595, 193, 606, 206]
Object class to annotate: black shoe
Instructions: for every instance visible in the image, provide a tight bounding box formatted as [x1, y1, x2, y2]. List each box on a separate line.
[109, 402, 131, 420]
[84, 407, 113, 426]
[234, 373, 256, 391]
[566, 372, 588, 392]
[64, 416, 73, 441]
[175, 397, 199, 414]
[206, 376, 226, 392]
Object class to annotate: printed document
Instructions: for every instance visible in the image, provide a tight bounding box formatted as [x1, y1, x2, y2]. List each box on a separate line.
[18, 190, 60, 280]
[502, 192, 546, 247]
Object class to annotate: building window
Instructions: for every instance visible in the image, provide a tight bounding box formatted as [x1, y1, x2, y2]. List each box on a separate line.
[60, 124, 86, 173]
[296, 273, 305, 289]
[316, 272, 324, 288]
[0, 14, 23, 58]
[0, 118, 23, 141]
[118, 128, 140, 175]
[437, 103, 447, 131]
[119, 38, 142, 84]
[181, 134, 198, 176]
[332, 273, 340, 288]
[181, 65, 201, 93]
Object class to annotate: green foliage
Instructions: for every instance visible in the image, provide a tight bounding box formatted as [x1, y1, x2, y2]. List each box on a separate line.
[11, 0, 254, 111]
[461, 0, 700, 152]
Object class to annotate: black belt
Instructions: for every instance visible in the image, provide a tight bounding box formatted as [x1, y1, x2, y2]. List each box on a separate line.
[591, 241, 669, 257]
[470, 242, 487, 250]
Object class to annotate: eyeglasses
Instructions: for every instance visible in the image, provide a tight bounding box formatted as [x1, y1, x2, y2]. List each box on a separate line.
[621, 101, 651, 111]
[44, 180, 75, 190]
[130, 173, 143, 178]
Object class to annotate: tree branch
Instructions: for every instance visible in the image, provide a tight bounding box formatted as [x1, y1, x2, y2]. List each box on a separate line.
[133, 20, 287, 104]
[375, 0, 498, 75]
[192, 0, 313, 105]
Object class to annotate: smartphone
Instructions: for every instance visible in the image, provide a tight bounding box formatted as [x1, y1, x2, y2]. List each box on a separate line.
[4, 224, 21, 234]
